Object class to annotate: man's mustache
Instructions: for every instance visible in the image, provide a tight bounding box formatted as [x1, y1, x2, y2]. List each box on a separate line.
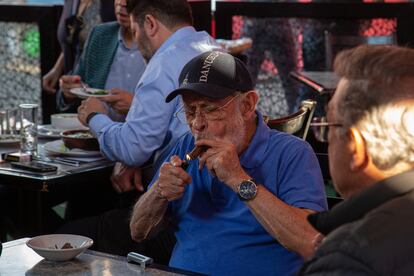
[194, 134, 213, 141]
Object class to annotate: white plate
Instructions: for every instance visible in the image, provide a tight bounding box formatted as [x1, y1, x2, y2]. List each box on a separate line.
[43, 140, 101, 157]
[0, 134, 20, 145]
[38, 125, 62, 138]
[27, 234, 93, 261]
[70, 87, 109, 98]
[51, 113, 86, 130]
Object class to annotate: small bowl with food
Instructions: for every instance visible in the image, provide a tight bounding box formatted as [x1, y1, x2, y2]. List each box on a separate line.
[26, 234, 93, 261]
[61, 129, 100, 151]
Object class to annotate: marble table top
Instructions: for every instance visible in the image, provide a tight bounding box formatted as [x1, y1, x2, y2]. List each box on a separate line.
[0, 239, 189, 276]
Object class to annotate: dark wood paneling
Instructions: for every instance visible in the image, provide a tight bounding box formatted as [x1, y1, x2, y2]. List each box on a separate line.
[189, 0, 212, 33]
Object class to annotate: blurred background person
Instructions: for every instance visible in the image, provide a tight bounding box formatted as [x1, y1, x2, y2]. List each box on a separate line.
[42, 0, 116, 94]
[57, 0, 145, 115]
[242, 15, 299, 115]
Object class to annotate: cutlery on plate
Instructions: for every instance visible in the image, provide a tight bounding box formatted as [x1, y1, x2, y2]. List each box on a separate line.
[80, 81, 89, 92]
[33, 156, 81, 167]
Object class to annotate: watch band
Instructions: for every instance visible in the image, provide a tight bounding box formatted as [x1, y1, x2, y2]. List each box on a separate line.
[86, 112, 100, 125]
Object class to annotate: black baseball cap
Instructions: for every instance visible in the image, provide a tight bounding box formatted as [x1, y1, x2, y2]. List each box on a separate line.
[166, 51, 253, 103]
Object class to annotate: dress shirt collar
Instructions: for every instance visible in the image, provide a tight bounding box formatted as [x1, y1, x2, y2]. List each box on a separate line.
[118, 27, 138, 51]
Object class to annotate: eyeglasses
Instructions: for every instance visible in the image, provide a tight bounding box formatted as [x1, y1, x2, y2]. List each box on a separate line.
[175, 94, 242, 124]
[310, 117, 343, 142]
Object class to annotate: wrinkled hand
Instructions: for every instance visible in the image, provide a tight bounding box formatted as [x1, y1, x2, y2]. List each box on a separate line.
[42, 68, 61, 94]
[77, 97, 108, 126]
[111, 162, 143, 193]
[100, 88, 134, 115]
[196, 138, 250, 190]
[156, 156, 192, 201]
[59, 75, 82, 102]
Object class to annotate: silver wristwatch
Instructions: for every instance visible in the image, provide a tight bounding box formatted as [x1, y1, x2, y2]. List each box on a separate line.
[237, 179, 258, 201]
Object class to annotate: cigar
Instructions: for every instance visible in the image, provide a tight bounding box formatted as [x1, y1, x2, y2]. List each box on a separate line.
[181, 145, 208, 170]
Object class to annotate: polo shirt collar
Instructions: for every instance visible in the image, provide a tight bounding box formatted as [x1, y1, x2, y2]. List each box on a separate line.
[240, 111, 270, 169]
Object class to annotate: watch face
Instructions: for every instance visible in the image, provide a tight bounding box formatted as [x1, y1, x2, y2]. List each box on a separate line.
[239, 180, 257, 200]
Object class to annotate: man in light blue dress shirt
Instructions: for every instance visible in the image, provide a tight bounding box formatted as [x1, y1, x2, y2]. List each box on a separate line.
[78, 0, 219, 192]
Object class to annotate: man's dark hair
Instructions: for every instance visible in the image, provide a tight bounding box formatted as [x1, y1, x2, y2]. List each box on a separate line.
[127, 0, 193, 29]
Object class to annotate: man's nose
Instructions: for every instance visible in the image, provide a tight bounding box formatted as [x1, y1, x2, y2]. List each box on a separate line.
[191, 112, 206, 132]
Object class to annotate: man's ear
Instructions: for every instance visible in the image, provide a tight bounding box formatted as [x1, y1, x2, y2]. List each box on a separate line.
[144, 14, 159, 38]
[349, 127, 369, 172]
[241, 91, 258, 119]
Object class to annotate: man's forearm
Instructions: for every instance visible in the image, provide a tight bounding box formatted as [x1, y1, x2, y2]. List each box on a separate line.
[247, 185, 318, 259]
[130, 181, 169, 242]
[90, 116, 165, 167]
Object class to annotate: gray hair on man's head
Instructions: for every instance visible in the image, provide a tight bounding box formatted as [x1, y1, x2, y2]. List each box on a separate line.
[334, 45, 414, 170]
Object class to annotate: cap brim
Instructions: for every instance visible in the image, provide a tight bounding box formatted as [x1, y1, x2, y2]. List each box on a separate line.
[166, 83, 236, 103]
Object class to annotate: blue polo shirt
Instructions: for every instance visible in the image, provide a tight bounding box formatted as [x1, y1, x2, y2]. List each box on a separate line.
[151, 112, 327, 276]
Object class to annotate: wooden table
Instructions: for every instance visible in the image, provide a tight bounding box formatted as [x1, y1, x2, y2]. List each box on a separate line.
[0, 238, 200, 275]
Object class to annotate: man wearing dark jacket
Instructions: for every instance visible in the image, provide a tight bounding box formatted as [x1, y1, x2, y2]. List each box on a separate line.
[299, 45, 414, 275]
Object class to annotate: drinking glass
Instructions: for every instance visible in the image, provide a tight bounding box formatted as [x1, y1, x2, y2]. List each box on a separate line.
[0, 110, 6, 135]
[19, 103, 39, 155]
[7, 109, 19, 135]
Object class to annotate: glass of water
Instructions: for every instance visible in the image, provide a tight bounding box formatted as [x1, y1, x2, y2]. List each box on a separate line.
[19, 103, 39, 155]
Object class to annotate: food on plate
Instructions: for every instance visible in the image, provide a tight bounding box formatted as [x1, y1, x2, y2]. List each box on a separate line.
[86, 89, 109, 95]
[65, 132, 94, 139]
[52, 242, 75, 249]
[61, 129, 100, 151]
[61, 242, 75, 249]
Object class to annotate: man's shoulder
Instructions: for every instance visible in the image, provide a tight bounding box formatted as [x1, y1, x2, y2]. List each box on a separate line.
[154, 30, 219, 67]
[310, 195, 414, 274]
[267, 129, 314, 157]
[328, 195, 414, 246]
[142, 46, 220, 91]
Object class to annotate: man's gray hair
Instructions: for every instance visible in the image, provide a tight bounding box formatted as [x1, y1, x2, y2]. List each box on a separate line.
[334, 45, 414, 170]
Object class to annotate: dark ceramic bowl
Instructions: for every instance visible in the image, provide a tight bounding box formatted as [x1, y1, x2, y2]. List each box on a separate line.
[61, 129, 100, 151]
